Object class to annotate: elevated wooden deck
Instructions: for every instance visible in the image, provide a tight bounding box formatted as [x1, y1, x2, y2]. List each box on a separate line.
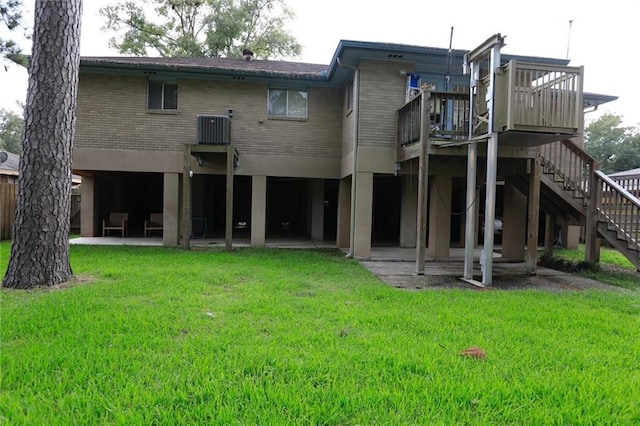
[396, 61, 584, 161]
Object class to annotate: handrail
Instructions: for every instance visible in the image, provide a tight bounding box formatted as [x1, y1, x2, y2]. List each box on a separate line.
[540, 139, 597, 199]
[596, 170, 640, 210]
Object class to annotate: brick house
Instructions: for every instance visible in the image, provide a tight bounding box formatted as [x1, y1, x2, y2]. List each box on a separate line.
[74, 34, 638, 284]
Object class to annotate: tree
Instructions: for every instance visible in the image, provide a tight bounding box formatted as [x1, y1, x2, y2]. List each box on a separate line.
[3, 0, 82, 289]
[0, 107, 23, 154]
[584, 113, 640, 174]
[1, 0, 28, 67]
[100, 0, 301, 59]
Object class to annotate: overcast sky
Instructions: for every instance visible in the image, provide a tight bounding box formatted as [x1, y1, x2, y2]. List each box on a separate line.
[2, 0, 638, 126]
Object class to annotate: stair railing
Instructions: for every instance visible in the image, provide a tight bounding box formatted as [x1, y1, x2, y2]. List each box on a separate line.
[596, 170, 640, 252]
[539, 139, 597, 199]
[540, 139, 640, 266]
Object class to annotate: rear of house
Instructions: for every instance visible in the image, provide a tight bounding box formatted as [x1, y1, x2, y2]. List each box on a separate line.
[74, 35, 635, 278]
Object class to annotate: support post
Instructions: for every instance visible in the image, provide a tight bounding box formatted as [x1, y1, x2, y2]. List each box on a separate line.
[416, 92, 430, 274]
[463, 142, 477, 279]
[482, 132, 499, 286]
[526, 156, 541, 274]
[225, 145, 234, 250]
[585, 166, 600, 264]
[416, 143, 429, 273]
[544, 213, 555, 257]
[80, 175, 95, 237]
[501, 180, 527, 261]
[163, 173, 180, 247]
[353, 171, 373, 259]
[336, 177, 351, 248]
[309, 179, 324, 241]
[251, 175, 267, 247]
[400, 174, 417, 248]
[181, 145, 192, 250]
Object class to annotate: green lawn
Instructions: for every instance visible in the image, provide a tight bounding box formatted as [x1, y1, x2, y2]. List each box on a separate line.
[1, 244, 639, 424]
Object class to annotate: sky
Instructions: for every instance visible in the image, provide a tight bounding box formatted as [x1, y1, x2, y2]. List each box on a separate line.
[2, 0, 638, 127]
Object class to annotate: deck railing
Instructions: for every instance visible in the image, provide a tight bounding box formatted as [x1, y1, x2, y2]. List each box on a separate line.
[397, 91, 470, 148]
[502, 61, 583, 132]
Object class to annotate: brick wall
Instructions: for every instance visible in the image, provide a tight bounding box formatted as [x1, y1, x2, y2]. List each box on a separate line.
[75, 73, 344, 159]
[357, 60, 407, 148]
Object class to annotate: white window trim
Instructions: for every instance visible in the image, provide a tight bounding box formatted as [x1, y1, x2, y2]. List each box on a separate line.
[147, 80, 178, 110]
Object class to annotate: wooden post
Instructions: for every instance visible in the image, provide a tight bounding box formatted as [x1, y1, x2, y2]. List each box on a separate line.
[416, 92, 430, 274]
[544, 213, 554, 257]
[526, 156, 541, 274]
[225, 145, 234, 250]
[416, 142, 429, 274]
[585, 166, 600, 263]
[181, 145, 192, 250]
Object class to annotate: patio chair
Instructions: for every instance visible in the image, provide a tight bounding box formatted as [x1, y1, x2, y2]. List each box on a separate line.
[102, 212, 128, 237]
[144, 213, 163, 237]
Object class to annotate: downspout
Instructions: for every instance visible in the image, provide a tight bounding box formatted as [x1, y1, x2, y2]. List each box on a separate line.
[338, 58, 359, 258]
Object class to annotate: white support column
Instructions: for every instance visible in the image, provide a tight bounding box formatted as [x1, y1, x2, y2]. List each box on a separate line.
[464, 142, 477, 279]
[482, 132, 499, 286]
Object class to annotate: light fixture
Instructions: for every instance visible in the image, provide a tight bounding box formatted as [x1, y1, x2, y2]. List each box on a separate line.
[195, 155, 203, 166]
[227, 109, 234, 118]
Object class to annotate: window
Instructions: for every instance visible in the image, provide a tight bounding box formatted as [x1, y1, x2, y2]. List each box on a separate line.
[268, 89, 307, 118]
[148, 81, 178, 110]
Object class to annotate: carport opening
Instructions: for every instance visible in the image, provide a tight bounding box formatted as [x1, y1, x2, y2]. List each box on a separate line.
[95, 172, 163, 237]
[191, 174, 251, 238]
[267, 177, 308, 238]
[372, 175, 401, 246]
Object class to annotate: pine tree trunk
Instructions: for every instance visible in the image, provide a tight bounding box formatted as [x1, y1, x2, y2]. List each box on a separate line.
[3, 0, 82, 289]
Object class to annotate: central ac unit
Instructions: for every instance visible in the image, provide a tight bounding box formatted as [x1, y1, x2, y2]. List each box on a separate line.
[197, 115, 231, 144]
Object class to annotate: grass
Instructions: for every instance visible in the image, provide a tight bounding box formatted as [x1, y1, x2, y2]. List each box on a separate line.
[1, 244, 639, 424]
[543, 245, 640, 290]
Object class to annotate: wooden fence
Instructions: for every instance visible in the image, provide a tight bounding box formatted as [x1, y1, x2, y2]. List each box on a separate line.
[0, 184, 82, 240]
[0, 182, 18, 240]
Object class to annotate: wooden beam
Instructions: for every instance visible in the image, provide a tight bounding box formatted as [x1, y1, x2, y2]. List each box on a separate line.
[181, 145, 192, 250]
[526, 157, 541, 273]
[225, 145, 234, 250]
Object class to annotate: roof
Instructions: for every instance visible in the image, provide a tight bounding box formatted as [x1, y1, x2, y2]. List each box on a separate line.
[609, 168, 640, 178]
[78, 38, 618, 106]
[0, 151, 20, 176]
[81, 56, 329, 80]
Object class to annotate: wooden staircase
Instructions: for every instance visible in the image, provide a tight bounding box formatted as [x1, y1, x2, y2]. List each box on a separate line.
[537, 140, 640, 270]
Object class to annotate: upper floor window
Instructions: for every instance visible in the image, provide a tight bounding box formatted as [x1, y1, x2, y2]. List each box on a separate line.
[268, 89, 307, 118]
[148, 80, 178, 110]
